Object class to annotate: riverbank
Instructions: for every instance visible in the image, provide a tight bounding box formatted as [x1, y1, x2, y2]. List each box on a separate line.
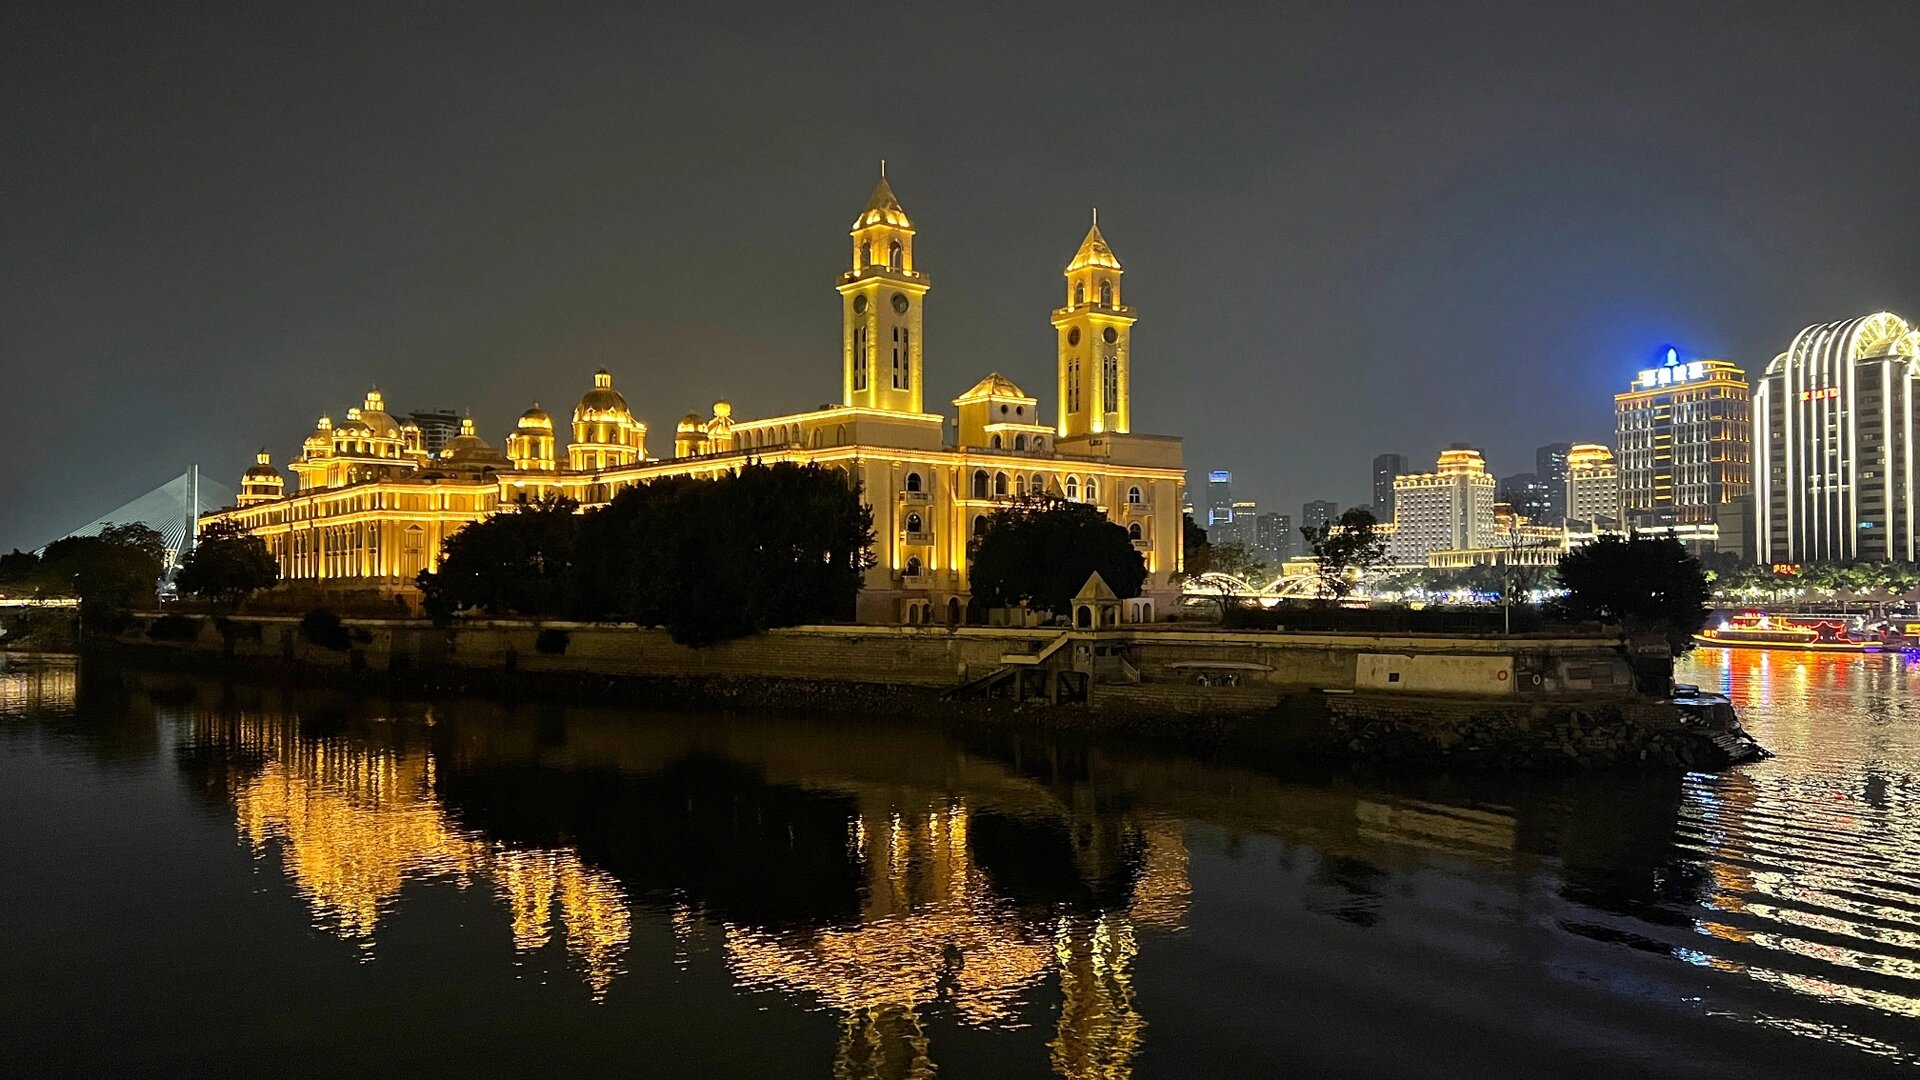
[92, 612, 1766, 770]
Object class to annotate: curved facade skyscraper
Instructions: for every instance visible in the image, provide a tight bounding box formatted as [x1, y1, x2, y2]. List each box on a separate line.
[1755, 312, 1920, 563]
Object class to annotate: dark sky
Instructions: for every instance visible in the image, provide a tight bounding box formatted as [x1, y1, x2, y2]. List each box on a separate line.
[7, 1, 1920, 549]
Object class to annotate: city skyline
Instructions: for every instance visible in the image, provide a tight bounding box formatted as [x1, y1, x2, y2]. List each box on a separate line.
[9, 5, 1920, 552]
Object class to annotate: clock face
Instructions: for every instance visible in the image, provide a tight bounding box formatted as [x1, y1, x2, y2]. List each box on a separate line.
[1067, 328, 1081, 346]
[891, 292, 909, 314]
[1103, 327, 1118, 344]
[852, 295, 867, 314]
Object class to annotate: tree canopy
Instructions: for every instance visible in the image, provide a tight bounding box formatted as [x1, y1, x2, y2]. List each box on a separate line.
[415, 464, 875, 646]
[1554, 532, 1709, 651]
[1301, 507, 1389, 600]
[174, 520, 280, 608]
[36, 522, 166, 625]
[418, 495, 581, 622]
[968, 496, 1146, 618]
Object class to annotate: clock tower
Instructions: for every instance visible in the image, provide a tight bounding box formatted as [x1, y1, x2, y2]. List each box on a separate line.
[1052, 213, 1135, 438]
[837, 166, 930, 413]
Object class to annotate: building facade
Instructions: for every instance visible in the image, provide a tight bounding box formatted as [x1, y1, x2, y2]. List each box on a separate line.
[1301, 500, 1338, 533]
[1614, 349, 1750, 535]
[1387, 449, 1496, 565]
[201, 176, 1187, 623]
[1371, 453, 1406, 520]
[1565, 443, 1620, 527]
[1205, 471, 1233, 527]
[1536, 443, 1571, 522]
[1253, 512, 1293, 563]
[1755, 312, 1920, 564]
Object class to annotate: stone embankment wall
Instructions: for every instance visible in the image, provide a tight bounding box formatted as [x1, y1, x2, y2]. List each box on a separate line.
[113, 613, 1752, 769]
[117, 614, 1646, 700]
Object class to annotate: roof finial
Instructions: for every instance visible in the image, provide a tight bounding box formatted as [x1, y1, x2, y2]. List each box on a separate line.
[880, 158, 887, 178]
[1092, 207, 1098, 226]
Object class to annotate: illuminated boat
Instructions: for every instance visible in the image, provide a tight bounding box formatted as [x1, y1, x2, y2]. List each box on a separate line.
[1693, 613, 1884, 653]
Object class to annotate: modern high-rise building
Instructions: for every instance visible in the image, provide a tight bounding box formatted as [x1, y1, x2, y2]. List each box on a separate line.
[1497, 472, 1555, 523]
[1756, 312, 1920, 563]
[1301, 500, 1339, 533]
[1565, 443, 1621, 527]
[1371, 453, 1407, 519]
[1388, 450, 1496, 564]
[1536, 443, 1572, 521]
[1614, 348, 1750, 531]
[1254, 512, 1293, 562]
[1206, 470, 1234, 526]
[409, 409, 462, 457]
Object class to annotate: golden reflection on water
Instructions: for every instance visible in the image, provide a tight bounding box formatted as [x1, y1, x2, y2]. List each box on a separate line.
[193, 706, 1194, 1077]
[215, 711, 630, 997]
[1678, 649, 1920, 1030]
[0, 656, 77, 714]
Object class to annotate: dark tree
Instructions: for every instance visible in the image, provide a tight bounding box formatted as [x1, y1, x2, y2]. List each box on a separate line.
[568, 463, 875, 646]
[417, 495, 580, 622]
[0, 549, 40, 592]
[38, 522, 166, 627]
[1181, 512, 1210, 573]
[1300, 507, 1389, 600]
[968, 496, 1146, 618]
[1554, 532, 1710, 653]
[173, 521, 280, 609]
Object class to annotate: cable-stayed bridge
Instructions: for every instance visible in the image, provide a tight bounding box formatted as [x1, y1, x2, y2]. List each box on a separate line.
[42, 466, 234, 574]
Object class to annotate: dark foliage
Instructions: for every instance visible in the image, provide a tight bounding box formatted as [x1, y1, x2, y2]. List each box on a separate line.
[299, 608, 351, 652]
[1181, 513, 1209, 573]
[212, 616, 262, 643]
[1300, 507, 1390, 600]
[0, 549, 40, 591]
[967, 496, 1146, 617]
[173, 520, 280, 609]
[568, 463, 876, 646]
[38, 523, 166, 626]
[1554, 533, 1710, 652]
[535, 627, 570, 654]
[417, 496, 581, 623]
[145, 614, 203, 641]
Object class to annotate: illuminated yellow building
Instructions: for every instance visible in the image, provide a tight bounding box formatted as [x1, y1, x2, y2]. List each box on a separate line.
[1387, 449, 1496, 565]
[202, 173, 1187, 624]
[1614, 350, 1750, 531]
[1565, 442, 1621, 527]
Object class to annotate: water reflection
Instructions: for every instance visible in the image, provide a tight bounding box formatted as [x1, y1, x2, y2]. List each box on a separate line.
[6, 654, 1920, 1076]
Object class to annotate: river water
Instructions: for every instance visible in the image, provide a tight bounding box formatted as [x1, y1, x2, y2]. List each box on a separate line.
[2, 651, 1917, 1078]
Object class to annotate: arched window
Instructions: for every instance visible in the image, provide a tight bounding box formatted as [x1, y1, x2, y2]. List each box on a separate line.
[973, 470, 989, 499]
[904, 555, 922, 577]
[1066, 476, 1078, 500]
[1128, 485, 1143, 505]
[905, 471, 922, 492]
[973, 515, 988, 537]
[991, 433, 1003, 449]
[1074, 282, 1085, 306]
[1014, 433, 1027, 451]
[889, 240, 902, 269]
[1128, 522, 1142, 541]
[906, 511, 923, 533]
[861, 242, 872, 268]
[1086, 479, 1099, 503]
[1015, 475, 1028, 497]
[1100, 280, 1113, 306]
[994, 472, 1008, 497]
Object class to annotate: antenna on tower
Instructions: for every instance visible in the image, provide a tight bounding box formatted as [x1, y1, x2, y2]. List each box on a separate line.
[1092, 207, 1098, 226]
[880, 158, 887, 178]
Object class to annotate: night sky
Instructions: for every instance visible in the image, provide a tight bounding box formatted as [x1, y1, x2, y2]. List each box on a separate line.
[7, 2, 1920, 550]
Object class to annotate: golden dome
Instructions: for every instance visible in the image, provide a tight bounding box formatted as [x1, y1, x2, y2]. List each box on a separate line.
[712, 401, 732, 419]
[677, 412, 704, 432]
[852, 174, 912, 230]
[440, 416, 507, 465]
[574, 369, 634, 423]
[517, 403, 554, 431]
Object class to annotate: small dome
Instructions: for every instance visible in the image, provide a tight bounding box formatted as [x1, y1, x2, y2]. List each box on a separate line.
[575, 369, 634, 423]
[712, 401, 732, 419]
[440, 416, 507, 464]
[243, 448, 281, 480]
[677, 412, 704, 432]
[518, 403, 554, 430]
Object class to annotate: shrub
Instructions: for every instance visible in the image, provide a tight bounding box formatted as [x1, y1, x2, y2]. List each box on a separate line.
[300, 608, 351, 652]
[535, 627, 570, 655]
[146, 614, 203, 642]
[212, 616, 263, 643]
